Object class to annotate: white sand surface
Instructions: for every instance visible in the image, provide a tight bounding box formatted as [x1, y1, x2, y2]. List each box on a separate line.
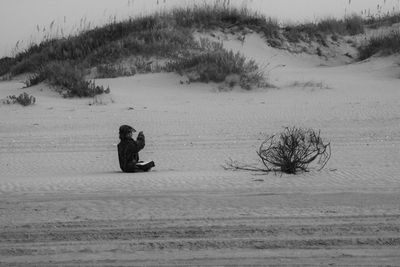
[0, 34, 400, 265]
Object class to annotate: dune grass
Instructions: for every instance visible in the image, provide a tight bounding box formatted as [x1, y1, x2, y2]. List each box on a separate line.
[283, 14, 364, 45]
[0, 3, 273, 93]
[1, 15, 197, 96]
[26, 62, 109, 97]
[0, 3, 275, 76]
[1, 2, 400, 94]
[0, 3, 274, 77]
[1, 92, 36, 106]
[359, 30, 400, 60]
[364, 13, 400, 29]
[166, 39, 266, 89]
[172, 3, 280, 38]
[4, 16, 193, 76]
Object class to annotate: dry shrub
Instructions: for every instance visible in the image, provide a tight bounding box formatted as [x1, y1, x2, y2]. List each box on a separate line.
[224, 127, 331, 174]
[257, 127, 331, 174]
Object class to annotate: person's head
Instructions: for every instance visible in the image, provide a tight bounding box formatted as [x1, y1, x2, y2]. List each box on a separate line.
[119, 125, 136, 140]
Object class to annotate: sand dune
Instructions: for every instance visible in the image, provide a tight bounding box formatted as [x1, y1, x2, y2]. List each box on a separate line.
[1, 31, 400, 265]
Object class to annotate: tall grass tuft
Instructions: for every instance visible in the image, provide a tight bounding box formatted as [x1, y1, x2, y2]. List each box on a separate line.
[364, 13, 400, 29]
[84, 28, 196, 66]
[26, 61, 108, 97]
[283, 14, 364, 44]
[166, 39, 267, 90]
[43, 62, 108, 97]
[0, 57, 15, 77]
[172, 2, 280, 39]
[344, 14, 364, 35]
[2, 92, 36, 106]
[359, 30, 400, 60]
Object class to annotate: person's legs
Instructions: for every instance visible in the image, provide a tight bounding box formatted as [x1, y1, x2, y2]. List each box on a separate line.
[136, 161, 155, 172]
[123, 161, 155, 172]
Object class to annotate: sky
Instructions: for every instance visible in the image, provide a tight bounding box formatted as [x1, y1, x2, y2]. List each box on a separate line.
[1, 0, 399, 57]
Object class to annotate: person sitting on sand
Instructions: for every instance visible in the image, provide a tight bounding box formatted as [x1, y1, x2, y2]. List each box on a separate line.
[118, 125, 155, 172]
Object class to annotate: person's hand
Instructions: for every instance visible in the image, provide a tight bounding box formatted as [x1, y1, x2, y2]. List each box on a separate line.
[137, 131, 145, 143]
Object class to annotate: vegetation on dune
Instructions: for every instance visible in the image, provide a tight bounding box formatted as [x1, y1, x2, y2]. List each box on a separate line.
[5, 23, 195, 75]
[356, 8, 400, 61]
[83, 28, 196, 66]
[172, 3, 280, 40]
[95, 57, 163, 78]
[358, 30, 400, 60]
[173, 3, 264, 28]
[1, 18, 198, 96]
[1, 2, 400, 94]
[0, 57, 14, 77]
[283, 14, 364, 45]
[1, 92, 36, 106]
[166, 39, 267, 89]
[5, 15, 168, 75]
[364, 12, 400, 29]
[0, 3, 273, 93]
[26, 62, 110, 97]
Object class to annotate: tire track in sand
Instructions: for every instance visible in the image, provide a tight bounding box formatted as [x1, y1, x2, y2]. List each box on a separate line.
[0, 215, 399, 266]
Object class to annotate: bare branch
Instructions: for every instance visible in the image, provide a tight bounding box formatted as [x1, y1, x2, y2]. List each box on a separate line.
[222, 158, 274, 173]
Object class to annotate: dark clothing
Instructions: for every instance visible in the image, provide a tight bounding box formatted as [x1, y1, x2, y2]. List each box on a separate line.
[118, 133, 145, 172]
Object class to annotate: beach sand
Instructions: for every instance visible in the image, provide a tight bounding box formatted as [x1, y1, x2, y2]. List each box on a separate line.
[0, 33, 399, 265]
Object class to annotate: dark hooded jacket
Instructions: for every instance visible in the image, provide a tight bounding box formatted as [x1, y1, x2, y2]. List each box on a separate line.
[118, 132, 145, 172]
